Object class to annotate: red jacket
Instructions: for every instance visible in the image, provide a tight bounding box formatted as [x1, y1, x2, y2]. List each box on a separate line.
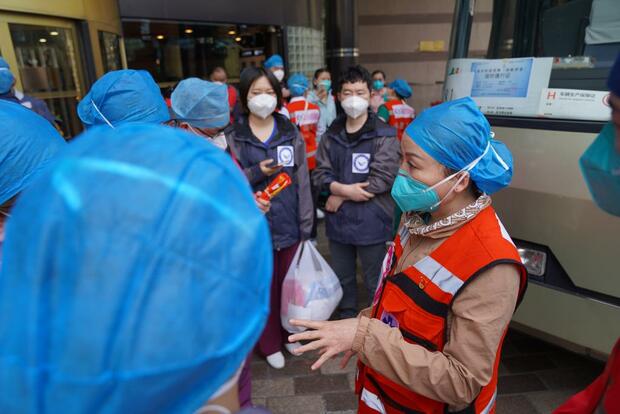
[554, 338, 620, 414]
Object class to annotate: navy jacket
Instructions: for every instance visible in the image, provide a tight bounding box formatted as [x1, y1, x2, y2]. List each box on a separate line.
[228, 113, 313, 250]
[313, 112, 401, 245]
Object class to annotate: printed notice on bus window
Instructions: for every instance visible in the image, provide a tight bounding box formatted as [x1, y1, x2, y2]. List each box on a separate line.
[538, 89, 611, 121]
[470, 59, 533, 98]
[445, 57, 553, 117]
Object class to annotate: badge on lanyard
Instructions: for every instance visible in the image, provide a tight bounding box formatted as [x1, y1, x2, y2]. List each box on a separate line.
[277, 145, 295, 167]
[352, 153, 370, 174]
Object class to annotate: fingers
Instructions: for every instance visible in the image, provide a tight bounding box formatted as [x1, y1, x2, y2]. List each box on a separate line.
[260, 159, 274, 166]
[288, 329, 322, 343]
[293, 339, 327, 355]
[340, 351, 354, 369]
[289, 319, 326, 330]
[311, 349, 336, 371]
[359, 182, 370, 188]
[360, 190, 374, 199]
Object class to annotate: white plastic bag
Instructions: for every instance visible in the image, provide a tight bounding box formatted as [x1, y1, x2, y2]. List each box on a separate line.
[281, 241, 343, 333]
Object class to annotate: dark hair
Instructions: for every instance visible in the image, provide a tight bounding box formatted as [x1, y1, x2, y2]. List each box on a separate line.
[163, 80, 180, 100]
[0, 195, 17, 219]
[238, 67, 283, 114]
[209, 66, 227, 78]
[337, 65, 372, 93]
[371, 70, 386, 80]
[313, 67, 330, 82]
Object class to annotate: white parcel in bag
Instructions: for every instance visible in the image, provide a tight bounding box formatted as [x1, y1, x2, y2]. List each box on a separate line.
[281, 241, 343, 333]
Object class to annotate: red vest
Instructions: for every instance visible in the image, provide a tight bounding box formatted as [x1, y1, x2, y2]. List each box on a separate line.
[385, 99, 415, 141]
[356, 206, 528, 414]
[286, 98, 320, 170]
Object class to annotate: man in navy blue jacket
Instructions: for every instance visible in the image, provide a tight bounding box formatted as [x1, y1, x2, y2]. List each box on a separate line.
[314, 65, 401, 318]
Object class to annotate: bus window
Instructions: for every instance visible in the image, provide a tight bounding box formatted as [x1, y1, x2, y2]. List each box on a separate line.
[485, 0, 619, 92]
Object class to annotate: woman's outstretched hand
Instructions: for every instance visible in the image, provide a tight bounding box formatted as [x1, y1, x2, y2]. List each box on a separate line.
[288, 318, 359, 371]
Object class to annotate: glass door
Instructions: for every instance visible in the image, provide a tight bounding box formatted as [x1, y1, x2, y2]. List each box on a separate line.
[0, 13, 85, 138]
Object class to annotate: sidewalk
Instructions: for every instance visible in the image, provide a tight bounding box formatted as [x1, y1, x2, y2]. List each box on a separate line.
[250, 328, 604, 413]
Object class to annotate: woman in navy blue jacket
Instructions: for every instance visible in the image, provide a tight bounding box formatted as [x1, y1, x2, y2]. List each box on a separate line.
[228, 67, 314, 369]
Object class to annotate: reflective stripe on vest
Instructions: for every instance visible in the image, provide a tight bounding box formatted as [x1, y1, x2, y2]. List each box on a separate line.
[361, 388, 387, 414]
[481, 390, 497, 414]
[357, 206, 528, 414]
[413, 256, 464, 296]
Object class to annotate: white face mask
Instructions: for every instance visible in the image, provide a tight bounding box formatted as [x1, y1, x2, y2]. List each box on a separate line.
[210, 132, 228, 150]
[341, 96, 369, 119]
[248, 93, 277, 119]
[273, 69, 285, 82]
[188, 126, 228, 151]
[213, 81, 225, 85]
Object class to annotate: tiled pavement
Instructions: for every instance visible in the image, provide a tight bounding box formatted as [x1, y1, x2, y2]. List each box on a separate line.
[249, 224, 606, 413]
[249, 328, 605, 414]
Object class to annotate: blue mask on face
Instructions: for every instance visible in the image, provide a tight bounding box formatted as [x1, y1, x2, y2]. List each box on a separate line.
[319, 79, 331, 91]
[373, 80, 384, 91]
[391, 142, 492, 213]
[580, 122, 620, 216]
[391, 170, 441, 213]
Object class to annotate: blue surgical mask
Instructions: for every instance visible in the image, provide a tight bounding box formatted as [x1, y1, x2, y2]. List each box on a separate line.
[319, 79, 331, 91]
[391, 142, 492, 213]
[373, 80, 384, 90]
[391, 170, 441, 213]
[580, 122, 620, 216]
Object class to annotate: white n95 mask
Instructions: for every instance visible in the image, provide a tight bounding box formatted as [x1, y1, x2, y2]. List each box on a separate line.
[248, 94, 277, 119]
[210, 132, 228, 150]
[273, 69, 285, 82]
[341, 96, 369, 119]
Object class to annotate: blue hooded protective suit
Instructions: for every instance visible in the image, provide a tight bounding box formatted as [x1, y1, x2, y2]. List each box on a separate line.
[0, 123, 272, 413]
[0, 100, 66, 205]
[77, 70, 169, 128]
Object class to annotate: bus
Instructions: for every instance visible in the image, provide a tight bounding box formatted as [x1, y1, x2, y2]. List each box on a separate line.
[444, 0, 620, 357]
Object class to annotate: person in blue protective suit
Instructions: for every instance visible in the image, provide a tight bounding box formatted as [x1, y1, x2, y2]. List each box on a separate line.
[264, 54, 285, 84]
[264, 54, 291, 104]
[0, 57, 57, 125]
[228, 66, 313, 370]
[77, 69, 169, 128]
[580, 52, 620, 216]
[0, 122, 273, 414]
[0, 100, 66, 261]
[171, 77, 271, 217]
[171, 77, 271, 409]
[0, 62, 20, 105]
[290, 97, 528, 414]
[554, 54, 620, 414]
[171, 77, 232, 149]
[579, 55, 620, 216]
